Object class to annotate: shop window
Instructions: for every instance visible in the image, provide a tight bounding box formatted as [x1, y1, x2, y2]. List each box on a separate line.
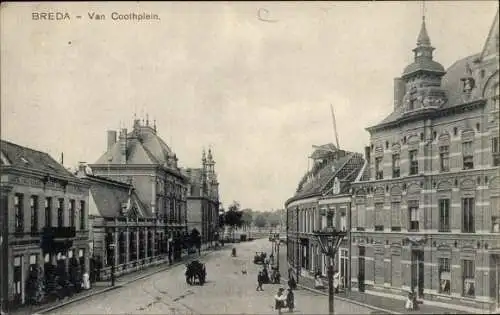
[439, 258, 450, 294]
[462, 259, 475, 297]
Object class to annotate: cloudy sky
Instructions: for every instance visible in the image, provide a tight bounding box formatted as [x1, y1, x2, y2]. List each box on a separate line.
[1, 1, 498, 211]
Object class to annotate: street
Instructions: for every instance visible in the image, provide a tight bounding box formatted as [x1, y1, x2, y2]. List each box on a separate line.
[45, 239, 373, 314]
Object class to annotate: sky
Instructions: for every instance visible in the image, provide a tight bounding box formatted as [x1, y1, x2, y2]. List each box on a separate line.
[1, 1, 498, 211]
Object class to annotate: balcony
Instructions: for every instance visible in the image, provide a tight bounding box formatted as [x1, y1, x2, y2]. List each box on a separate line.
[42, 226, 76, 239]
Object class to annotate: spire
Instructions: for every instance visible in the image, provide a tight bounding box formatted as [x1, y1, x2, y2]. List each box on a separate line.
[416, 15, 431, 47]
[207, 147, 213, 162]
[202, 148, 207, 163]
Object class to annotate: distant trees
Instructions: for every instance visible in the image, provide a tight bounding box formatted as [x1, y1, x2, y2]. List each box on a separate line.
[241, 209, 253, 231]
[254, 214, 267, 230]
[223, 201, 243, 241]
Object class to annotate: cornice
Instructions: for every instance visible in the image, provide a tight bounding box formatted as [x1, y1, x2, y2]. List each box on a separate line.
[1, 165, 88, 188]
[367, 99, 486, 133]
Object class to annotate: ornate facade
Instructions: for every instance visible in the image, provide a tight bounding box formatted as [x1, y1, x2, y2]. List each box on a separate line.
[351, 12, 499, 312]
[89, 118, 188, 251]
[0, 140, 89, 310]
[285, 144, 364, 286]
[76, 165, 171, 282]
[184, 148, 220, 248]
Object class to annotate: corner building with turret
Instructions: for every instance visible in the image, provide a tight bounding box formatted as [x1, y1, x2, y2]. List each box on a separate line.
[350, 12, 499, 312]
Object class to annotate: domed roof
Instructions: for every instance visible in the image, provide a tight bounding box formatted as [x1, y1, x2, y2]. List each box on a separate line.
[402, 59, 445, 77]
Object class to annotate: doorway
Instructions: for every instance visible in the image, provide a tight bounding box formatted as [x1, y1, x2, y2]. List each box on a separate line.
[411, 249, 424, 298]
[339, 248, 349, 290]
[358, 246, 365, 292]
[13, 256, 22, 304]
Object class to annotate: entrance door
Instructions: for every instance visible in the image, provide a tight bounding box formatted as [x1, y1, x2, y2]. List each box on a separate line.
[411, 250, 424, 298]
[13, 256, 22, 304]
[358, 246, 365, 292]
[339, 248, 349, 290]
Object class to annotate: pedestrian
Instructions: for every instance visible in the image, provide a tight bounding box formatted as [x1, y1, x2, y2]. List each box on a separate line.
[286, 287, 295, 313]
[274, 287, 287, 315]
[256, 271, 264, 291]
[288, 275, 297, 290]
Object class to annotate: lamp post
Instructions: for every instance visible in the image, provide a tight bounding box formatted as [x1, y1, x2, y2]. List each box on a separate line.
[108, 243, 116, 287]
[313, 226, 346, 315]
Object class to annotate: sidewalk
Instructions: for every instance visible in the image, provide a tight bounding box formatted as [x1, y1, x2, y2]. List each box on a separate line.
[277, 250, 472, 315]
[9, 251, 212, 315]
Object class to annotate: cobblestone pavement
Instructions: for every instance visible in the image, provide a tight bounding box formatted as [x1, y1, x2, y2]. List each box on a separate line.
[45, 239, 373, 314]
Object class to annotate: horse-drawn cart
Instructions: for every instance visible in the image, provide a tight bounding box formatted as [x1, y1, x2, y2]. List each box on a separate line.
[185, 260, 206, 285]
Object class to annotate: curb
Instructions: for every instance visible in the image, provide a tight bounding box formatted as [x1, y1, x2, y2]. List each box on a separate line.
[280, 276, 401, 315]
[36, 252, 212, 314]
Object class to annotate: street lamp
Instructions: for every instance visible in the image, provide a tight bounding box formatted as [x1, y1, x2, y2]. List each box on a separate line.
[313, 226, 346, 315]
[108, 243, 116, 287]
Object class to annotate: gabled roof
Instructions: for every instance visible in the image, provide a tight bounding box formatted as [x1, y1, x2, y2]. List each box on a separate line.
[479, 10, 499, 61]
[1, 139, 74, 178]
[83, 175, 150, 218]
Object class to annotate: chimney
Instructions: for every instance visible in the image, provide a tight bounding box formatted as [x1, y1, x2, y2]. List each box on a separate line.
[107, 130, 117, 151]
[394, 77, 406, 110]
[119, 128, 127, 164]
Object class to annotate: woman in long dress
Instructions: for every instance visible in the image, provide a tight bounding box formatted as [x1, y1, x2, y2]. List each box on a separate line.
[274, 288, 287, 315]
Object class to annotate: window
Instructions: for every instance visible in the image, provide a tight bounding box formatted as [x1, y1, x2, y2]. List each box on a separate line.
[340, 213, 347, 232]
[439, 146, 450, 172]
[374, 203, 384, 231]
[409, 150, 418, 175]
[462, 142, 474, 169]
[392, 154, 400, 178]
[492, 216, 500, 233]
[14, 194, 24, 233]
[57, 198, 64, 227]
[462, 198, 475, 233]
[409, 204, 419, 231]
[80, 201, 86, 230]
[439, 258, 451, 294]
[30, 196, 38, 232]
[453, 127, 458, 136]
[69, 200, 76, 227]
[45, 197, 52, 227]
[391, 202, 401, 231]
[492, 137, 500, 166]
[439, 199, 450, 232]
[375, 157, 383, 179]
[462, 260, 475, 297]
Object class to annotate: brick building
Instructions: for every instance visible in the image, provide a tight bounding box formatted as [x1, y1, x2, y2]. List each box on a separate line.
[350, 11, 499, 312]
[89, 118, 188, 260]
[285, 144, 364, 286]
[184, 148, 220, 249]
[0, 140, 89, 310]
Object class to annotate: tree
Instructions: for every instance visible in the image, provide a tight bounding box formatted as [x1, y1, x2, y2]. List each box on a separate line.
[224, 201, 243, 241]
[241, 209, 253, 231]
[254, 214, 267, 231]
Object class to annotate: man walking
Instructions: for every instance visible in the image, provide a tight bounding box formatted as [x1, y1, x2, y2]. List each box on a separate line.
[256, 271, 264, 291]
